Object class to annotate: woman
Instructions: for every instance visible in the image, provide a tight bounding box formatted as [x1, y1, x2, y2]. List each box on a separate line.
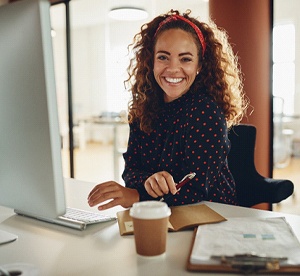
[88, 10, 248, 210]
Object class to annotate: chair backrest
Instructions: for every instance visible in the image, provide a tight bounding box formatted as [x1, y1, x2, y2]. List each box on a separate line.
[228, 124, 258, 206]
[227, 124, 294, 207]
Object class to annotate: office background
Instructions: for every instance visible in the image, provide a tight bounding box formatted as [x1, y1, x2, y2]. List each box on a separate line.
[52, 0, 300, 213]
[1, 0, 298, 213]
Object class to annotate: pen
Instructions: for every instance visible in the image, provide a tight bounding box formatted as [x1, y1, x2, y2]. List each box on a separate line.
[159, 172, 196, 202]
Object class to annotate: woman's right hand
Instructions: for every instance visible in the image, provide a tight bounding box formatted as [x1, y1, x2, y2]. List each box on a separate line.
[88, 181, 139, 210]
[144, 171, 177, 198]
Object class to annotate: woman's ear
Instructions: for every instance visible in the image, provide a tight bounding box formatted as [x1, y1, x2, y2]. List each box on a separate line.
[196, 65, 202, 75]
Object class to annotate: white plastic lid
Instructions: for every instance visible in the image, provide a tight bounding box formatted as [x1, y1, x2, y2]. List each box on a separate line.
[129, 201, 171, 220]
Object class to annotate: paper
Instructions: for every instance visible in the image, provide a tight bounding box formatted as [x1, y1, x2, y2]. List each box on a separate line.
[190, 217, 300, 266]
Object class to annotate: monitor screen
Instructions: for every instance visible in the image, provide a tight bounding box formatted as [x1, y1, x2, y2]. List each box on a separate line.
[0, 0, 66, 218]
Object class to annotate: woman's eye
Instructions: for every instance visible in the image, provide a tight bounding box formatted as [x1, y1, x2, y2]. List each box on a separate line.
[157, 55, 167, 61]
[181, 57, 192, 62]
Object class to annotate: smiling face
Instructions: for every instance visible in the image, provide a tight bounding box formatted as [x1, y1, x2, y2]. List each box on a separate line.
[153, 28, 200, 103]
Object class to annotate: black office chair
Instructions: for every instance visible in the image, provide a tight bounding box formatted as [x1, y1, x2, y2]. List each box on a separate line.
[228, 124, 294, 208]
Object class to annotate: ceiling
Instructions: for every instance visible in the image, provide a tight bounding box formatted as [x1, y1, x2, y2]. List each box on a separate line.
[50, 0, 209, 29]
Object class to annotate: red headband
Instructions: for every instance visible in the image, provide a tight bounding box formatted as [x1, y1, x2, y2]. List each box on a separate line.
[154, 14, 206, 57]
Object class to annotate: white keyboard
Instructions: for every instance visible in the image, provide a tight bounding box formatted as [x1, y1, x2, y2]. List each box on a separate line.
[59, 207, 116, 225]
[15, 207, 117, 231]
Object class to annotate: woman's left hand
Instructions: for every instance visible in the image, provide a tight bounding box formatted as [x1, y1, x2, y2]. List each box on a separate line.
[144, 171, 177, 198]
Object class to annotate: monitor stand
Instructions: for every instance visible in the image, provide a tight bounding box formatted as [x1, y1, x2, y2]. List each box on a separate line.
[0, 229, 18, 245]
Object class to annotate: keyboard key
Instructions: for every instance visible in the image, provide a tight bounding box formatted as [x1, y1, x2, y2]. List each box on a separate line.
[61, 207, 116, 224]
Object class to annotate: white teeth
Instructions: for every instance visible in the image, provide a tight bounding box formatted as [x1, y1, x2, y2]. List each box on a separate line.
[165, 77, 183, 83]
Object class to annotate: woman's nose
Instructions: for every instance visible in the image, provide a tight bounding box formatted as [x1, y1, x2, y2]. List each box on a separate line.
[166, 59, 180, 73]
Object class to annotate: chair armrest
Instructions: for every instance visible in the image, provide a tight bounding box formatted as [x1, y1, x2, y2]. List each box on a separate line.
[262, 178, 294, 204]
[236, 176, 294, 207]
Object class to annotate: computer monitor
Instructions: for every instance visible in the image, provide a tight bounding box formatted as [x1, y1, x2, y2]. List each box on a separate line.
[0, 0, 66, 218]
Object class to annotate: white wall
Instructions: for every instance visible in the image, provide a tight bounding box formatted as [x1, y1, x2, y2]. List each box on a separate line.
[52, 19, 144, 121]
[274, 0, 300, 144]
[275, 0, 300, 116]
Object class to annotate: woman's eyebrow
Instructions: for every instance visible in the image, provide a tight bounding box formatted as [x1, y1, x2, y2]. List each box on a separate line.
[155, 50, 194, 56]
[179, 52, 194, 56]
[156, 50, 170, 55]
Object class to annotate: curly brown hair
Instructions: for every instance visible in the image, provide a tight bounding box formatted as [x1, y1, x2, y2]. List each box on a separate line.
[125, 10, 248, 133]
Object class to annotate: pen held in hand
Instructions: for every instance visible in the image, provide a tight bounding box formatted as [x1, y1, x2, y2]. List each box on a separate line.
[159, 172, 196, 202]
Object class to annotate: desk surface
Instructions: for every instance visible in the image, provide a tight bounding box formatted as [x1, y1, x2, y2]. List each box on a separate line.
[1, 179, 300, 276]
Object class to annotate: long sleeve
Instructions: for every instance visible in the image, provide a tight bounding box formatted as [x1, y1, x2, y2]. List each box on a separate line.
[122, 90, 237, 206]
[122, 122, 155, 201]
[179, 100, 236, 205]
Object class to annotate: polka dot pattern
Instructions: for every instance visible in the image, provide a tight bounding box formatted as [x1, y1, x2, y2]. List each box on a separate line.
[122, 91, 237, 206]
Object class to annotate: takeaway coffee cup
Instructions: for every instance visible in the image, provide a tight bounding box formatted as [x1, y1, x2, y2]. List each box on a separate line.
[130, 201, 171, 257]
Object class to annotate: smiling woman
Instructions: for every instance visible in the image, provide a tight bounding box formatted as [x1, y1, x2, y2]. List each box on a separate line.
[49, 0, 210, 182]
[87, 9, 249, 211]
[153, 29, 200, 102]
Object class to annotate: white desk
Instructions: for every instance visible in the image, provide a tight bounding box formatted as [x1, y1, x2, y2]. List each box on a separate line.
[1, 179, 300, 276]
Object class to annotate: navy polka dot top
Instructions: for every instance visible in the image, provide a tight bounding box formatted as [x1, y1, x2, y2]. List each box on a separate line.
[122, 90, 237, 206]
